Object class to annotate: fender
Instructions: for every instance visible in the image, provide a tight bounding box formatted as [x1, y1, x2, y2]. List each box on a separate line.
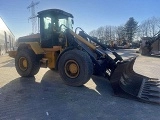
[18, 42, 45, 54]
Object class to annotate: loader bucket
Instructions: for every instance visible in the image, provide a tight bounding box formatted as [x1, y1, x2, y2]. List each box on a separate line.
[110, 57, 160, 104]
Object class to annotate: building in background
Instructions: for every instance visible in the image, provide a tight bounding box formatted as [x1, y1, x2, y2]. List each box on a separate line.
[0, 17, 15, 55]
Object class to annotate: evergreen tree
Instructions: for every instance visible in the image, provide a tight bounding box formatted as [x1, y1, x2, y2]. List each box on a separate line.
[124, 17, 138, 42]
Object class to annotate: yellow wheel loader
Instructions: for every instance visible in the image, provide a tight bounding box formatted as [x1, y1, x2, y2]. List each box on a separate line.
[9, 9, 160, 104]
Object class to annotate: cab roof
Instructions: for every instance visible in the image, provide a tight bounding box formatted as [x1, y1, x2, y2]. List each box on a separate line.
[38, 9, 73, 18]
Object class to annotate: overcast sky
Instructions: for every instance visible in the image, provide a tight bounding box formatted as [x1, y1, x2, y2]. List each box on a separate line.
[0, 0, 160, 39]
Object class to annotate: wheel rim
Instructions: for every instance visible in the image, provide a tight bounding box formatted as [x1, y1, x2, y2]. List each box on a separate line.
[19, 57, 28, 71]
[65, 60, 80, 78]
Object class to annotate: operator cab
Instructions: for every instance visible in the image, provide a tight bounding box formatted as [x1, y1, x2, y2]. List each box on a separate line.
[38, 9, 74, 48]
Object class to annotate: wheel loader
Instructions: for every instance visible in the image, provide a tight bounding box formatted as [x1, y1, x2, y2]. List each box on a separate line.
[140, 33, 160, 56]
[9, 9, 160, 104]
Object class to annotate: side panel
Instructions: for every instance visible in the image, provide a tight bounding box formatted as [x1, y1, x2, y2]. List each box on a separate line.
[43, 46, 61, 69]
[9, 42, 45, 58]
[151, 40, 159, 54]
[44, 51, 58, 69]
[24, 42, 45, 54]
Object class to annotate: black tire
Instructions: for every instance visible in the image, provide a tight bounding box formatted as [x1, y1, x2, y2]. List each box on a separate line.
[15, 49, 40, 77]
[58, 50, 93, 86]
[49, 68, 58, 72]
[93, 65, 101, 76]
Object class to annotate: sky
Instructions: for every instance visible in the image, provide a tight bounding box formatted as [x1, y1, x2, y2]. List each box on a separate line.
[0, 0, 160, 39]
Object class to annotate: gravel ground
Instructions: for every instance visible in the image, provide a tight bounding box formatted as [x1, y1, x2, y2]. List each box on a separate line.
[0, 49, 159, 120]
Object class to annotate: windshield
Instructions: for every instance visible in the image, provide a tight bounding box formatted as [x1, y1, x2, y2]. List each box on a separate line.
[43, 17, 51, 29]
[58, 17, 73, 32]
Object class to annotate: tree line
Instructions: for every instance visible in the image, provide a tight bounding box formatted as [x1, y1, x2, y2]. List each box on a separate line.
[89, 17, 160, 45]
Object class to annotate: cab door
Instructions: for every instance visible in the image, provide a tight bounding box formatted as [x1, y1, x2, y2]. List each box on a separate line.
[40, 15, 59, 48]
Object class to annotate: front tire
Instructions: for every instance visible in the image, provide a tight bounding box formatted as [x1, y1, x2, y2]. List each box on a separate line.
[15, 49, 40, 77]
[58, 50, 93, 86]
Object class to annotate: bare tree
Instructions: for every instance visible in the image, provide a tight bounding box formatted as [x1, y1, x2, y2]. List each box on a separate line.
[89, 16, 160, 44]
[115, 25, 125, 40]
[139, 17, 160, 38]
[149, 17, 160, 36]
[89, 30, 97, 37]
[96, 26, 105, 39]
[89, 25, 117, 44]
[104, 26, 117, 41]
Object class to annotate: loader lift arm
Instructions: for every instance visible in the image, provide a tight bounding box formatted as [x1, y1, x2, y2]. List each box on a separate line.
[68, 27, 160, 104]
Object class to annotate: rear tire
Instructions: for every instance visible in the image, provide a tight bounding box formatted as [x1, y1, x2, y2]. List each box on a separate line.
[15, 49, 40, 77]
[58, 50, 93, 86]
[49, 68, 57, 71]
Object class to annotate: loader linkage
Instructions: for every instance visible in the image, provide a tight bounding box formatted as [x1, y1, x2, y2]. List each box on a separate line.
[77, 29, 160, 104]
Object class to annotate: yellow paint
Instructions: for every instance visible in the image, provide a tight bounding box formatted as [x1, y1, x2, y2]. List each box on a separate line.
[43, 47, 61, 69]
[64, 60, 80, 78]
[23, 59, 27, 68]
[69, 63, 78, 74]
[25, 42, 45, 54]
[44, 51, 58, 69]
[19, 57, 28, 71]
[69, 30, 96, 50]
